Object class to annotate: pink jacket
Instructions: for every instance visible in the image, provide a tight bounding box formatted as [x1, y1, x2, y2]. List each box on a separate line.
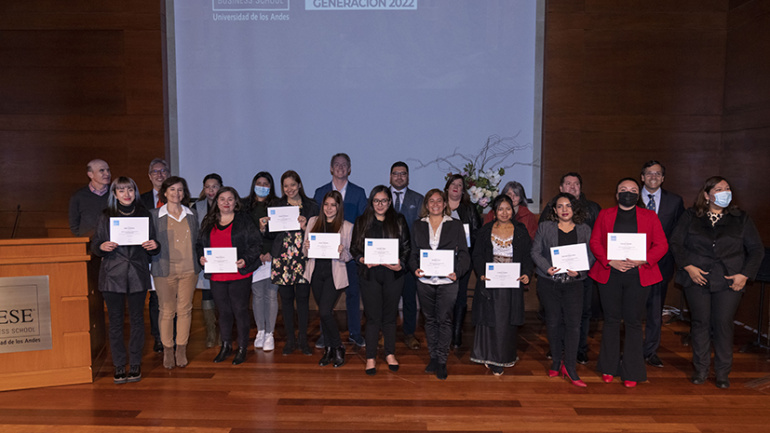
[302, 218, 353, 290]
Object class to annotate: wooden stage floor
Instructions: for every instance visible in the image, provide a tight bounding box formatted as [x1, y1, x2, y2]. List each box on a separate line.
[2, 311, 770, 433]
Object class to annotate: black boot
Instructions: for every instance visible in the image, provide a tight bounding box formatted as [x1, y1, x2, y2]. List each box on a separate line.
[213, 342, 232, 363]
[332, 345, 346, 368]
[319, 347, 333, 366]
[232, 347, 247, 365]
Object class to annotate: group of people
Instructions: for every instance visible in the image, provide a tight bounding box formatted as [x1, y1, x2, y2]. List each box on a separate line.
[70, 156, 764, 389]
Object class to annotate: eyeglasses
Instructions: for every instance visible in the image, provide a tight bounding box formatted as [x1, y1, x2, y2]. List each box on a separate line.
[150, 169, 169, 176]
[391, 171, 408, 177]
[372, 199, 390, 205]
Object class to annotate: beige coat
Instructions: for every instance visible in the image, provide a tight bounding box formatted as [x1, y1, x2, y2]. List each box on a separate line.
[302, 218, 353, 290]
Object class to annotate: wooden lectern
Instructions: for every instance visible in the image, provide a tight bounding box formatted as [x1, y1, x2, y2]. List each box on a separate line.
[0, 238, 102, 391]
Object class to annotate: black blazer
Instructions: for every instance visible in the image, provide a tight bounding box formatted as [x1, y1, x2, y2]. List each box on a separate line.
[350, 213, 412, 280]
[453, 202, 481, 249]
[670, 207, 764, 292]
[140, 190, 157, 210]
[197, 212, 262, 276]
[471, 220, 533, 327]
[408, 217, 471, 280]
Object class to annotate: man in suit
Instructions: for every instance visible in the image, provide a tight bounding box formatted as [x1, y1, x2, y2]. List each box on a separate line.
[540, 172, 601, 364]
[640, 160, 684, 368]
[140, 157, 170, 353]
[390, 161, 424, 349]
[69, 158, 111, 237]
[313, 153, 368, 347]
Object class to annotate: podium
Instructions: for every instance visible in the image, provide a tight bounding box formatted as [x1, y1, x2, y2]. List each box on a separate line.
[0, 238, 102, 391]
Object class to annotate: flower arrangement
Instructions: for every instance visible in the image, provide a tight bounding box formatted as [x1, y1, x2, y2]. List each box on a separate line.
[446, 163, 505, 213]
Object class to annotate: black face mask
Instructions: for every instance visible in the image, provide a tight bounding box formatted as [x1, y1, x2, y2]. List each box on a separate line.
[617, 192, 639, 207]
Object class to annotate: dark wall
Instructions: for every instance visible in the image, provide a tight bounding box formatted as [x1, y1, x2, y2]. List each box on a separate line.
[0, 0, 164, 238]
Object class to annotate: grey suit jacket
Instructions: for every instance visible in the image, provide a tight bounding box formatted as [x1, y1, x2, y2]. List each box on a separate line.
[531, 221, 594, 282]
[393, 188, 423, 231]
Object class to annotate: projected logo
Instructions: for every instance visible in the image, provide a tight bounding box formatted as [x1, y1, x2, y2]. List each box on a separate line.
[212, 0, 290, 12]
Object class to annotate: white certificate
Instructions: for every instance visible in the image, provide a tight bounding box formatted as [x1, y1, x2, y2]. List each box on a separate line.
[485, 262, 521, 288]
[420, 249, 454, 277]
[308, 233, 341, 259]
[267, 206, 300, 232]
[607, 233, 647, 261]
[463, 223, 471, 248]
[204, 248, 238, 273]
[109, 217, 149, 246]
[252, 261, 271, 282]
[364, 238, 399, 264]
[550, 243, 591, 273]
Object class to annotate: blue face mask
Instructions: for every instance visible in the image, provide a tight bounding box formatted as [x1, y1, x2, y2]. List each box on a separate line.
[254, 185, 270, 198]
[713, 190, 732, 208]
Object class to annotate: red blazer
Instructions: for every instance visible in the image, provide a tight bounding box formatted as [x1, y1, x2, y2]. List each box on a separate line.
[588, 206, 668, 287]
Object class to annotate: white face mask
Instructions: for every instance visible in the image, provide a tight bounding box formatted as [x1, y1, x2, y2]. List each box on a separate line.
[713, 190, 732, 208]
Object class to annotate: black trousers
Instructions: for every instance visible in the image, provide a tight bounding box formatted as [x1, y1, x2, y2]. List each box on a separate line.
[311, 260, 343, 349]
[578, 277, 594, 355]
[103, 290, 147, 367]
[360, 269, 404, 359]
[597, 271, 650, 382]
[401, 272, 418, 336]
[148, 290, 160, 342]
[684, 284, 743, 378]
[538, 278, 584, 376]
[278, 283, 311, 344]
[643, 279, 668, 358]
[416, 280, 458, 364]
[210, 278, 252, 348]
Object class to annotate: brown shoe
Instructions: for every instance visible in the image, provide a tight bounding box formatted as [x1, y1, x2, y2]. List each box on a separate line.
[163, 346, 175, 369]
[404, 334, 421, 350]
[175, 344, 188, 368]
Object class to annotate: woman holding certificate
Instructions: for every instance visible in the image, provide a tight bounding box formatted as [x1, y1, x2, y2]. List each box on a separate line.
[244, 171, 279, 352]
[470, 194, 532, 376]
[350, 186, 411, 375]
[92, 176, 159, 384]
[197, 187, 262, 365]
[444, 175, 480, 349]
[588, 178, 667, 388]
[150, 176, 200, 369]
[410, 189, 471, 380]
[269, 170, 319, 356]
[531, 193, 593, 386]
[303, 191, 353, 368]
[669, 176, 764, 388]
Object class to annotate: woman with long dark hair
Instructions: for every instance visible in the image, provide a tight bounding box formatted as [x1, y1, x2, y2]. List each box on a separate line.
[150, 176, 200, 369]
[350, 185, 411, 375]
[443, 174, 480, 349]
[588, 178, 667, 388]
[303, 190, 353, 367]
[531, 193, 593, 386]
[197, 186, 262, 365]
[670, 176, 764, 388]
[470, 194, 533, 376]
[244, 171, 279, 352]
[194, 173, 222, 348]
[269, 170, 319, 355]
[91, 176, 159, 384]
[410, 188, 471, 380]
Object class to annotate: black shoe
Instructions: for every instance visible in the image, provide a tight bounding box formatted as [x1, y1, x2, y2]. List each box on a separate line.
[319, 347, 333, 366]
[425, 358, 438, 374]
[436, 363, 448, 380]
[365, 366, 377, 376]
[332, 346, 346, 368]
[299, 342, 313, 356]
[153, 339, 163, 353]
[490, 365, 504, 376]
[282, 341, 296, 356]
[126, 365, 141, 383]
[715, 378, 730, 389]
[546, 351, 553, 360]
[213, 342, 232, 363]
[645, 354, 664, 368]
[113, 366, 127, 384]
[691, 374, 707, 385]
[576, 352, 588, 365]
[232, 347, 247, 365]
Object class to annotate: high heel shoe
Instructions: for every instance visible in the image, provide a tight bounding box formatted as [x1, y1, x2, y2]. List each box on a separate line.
[623, 380, 637, 388]
[601, 374, 614, 383]
[560, 365, 587, 388]
[548, 369, 560, 378]
[365, 359, 376, 376]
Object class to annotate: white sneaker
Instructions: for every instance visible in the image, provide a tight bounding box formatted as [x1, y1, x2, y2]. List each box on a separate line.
[254, 330, 265, 348]
[262, 333, 275, 352]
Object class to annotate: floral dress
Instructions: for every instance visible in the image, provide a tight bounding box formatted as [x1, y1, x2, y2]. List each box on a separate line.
[271, 230, 308, 285]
